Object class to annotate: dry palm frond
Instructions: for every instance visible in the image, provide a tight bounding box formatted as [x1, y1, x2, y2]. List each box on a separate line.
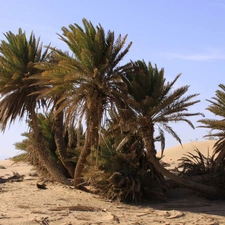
[87, 134, 166, 203]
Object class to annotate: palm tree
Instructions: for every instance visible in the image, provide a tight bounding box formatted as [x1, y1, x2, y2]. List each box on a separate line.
[35, 52, 76, 178]
[120, 60, 223, 197]
[198, 84, 225, 169]
[14, 112, 83, 176]
[0, 29, 70, 184]
[37, 19, 132, 188]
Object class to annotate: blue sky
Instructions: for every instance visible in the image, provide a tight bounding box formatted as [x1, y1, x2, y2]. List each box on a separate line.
[0, 0, 225, 159]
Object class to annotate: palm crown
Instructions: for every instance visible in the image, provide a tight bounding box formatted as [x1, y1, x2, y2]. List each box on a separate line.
[120, 60, 202, 152]
[199, 84, 225, 164]
[0, 28, 49, 130]
[37, 19, 132, 128]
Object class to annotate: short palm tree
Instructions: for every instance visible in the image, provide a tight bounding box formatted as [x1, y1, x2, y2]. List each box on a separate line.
[121, 60, 201, 153]
[14, 113, 60, 176]
[198, 84, 225, 169]
[37, 19, 132, 188]
[0, 29, 69, 184]
[14, 112, 83, 176]
[120, 60, 222, 197]
[91, 113, 166, 202]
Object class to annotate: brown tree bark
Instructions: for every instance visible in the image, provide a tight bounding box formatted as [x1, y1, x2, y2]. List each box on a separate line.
[54, 109, 75, 178]
[148, 155, 222, 197]
[30, 107, 71, 185]
[73, 133, 92, 188]
[73, 118, 99, 188]
[215, 150, 225, 171]
[74, 96, 102, 188]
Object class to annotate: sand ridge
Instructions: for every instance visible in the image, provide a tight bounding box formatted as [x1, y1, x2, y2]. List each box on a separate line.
[158, 140, 217, 166]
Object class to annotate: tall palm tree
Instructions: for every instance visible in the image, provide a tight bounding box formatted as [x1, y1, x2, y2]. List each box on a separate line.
[37, 19, 132, 188]
[120, 60, 222, 197]
[0, 29, 69, 184]
[198, 84, 225, 169]
[35, 52, 76, 178]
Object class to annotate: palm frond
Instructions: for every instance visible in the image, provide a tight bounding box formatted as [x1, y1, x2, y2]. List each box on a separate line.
[0, 29, 49, 130]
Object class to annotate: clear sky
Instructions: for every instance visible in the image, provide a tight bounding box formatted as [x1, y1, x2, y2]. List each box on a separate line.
[0, 0, 225, 159]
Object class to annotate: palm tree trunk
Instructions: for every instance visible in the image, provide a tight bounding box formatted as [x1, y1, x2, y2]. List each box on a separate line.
[148, 155, 222, 197]
[73, 132, 92, 188]
[215, 150, 225, 170]
[54, 109, 75, 178]
[142, 127, 225, 198]
[74, 103, 101, 188]
[74, 119, 100, 188]
[30, 108, 71, 185]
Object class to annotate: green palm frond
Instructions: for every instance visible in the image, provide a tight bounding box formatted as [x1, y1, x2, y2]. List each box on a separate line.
[0, 29, 49, 130]
[199, 84, 225, 163]
[36, 18, 132, 138]
[120, 60, 202, 153]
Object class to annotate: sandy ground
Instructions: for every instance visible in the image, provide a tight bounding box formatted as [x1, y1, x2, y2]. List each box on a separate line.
[1, 140, 225, 225]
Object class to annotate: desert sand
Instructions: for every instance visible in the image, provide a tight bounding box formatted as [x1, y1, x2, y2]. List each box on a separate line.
[158, 140, 217, 161]
[0, 140, 225, 225]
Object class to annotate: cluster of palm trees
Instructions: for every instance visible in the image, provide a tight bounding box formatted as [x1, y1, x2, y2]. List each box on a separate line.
[1, 19, 225, 201]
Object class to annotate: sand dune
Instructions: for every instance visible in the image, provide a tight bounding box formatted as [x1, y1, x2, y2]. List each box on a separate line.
[1, 141, 225, 225]
[158, 140, 217, 165]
